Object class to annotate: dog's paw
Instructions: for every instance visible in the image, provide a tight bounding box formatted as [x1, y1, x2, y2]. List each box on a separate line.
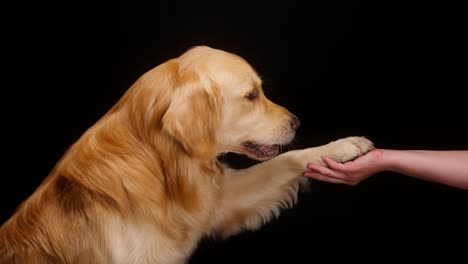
[325, 136, 374, 163]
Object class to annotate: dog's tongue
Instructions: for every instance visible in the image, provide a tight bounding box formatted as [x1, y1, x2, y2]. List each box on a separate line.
[254, 144, 279, 158]
[258, 144, 274, 153]
[244, 141, 279, 158]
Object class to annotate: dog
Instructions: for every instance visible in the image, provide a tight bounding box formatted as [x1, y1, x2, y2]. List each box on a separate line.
[0, 46, 373, 263]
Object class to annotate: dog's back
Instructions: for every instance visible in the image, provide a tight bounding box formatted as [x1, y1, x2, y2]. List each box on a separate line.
[0, 165, 111, 263]
[0, 72, 215, 263]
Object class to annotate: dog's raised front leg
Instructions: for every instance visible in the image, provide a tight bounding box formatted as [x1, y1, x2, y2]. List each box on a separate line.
[214, 136, 374, 237]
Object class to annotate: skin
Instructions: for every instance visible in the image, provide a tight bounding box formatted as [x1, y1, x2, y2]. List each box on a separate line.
[304, 149, 468, 190]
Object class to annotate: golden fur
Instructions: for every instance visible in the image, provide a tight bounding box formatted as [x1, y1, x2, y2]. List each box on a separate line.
[0, 46, 373, 264]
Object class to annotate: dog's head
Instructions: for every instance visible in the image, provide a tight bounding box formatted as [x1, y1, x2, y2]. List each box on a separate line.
[127, 46, 300, 161]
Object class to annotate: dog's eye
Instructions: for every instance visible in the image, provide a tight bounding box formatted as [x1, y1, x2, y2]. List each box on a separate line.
[245, 91, 258, 101]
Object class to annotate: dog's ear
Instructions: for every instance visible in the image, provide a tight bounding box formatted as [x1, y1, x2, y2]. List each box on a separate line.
[161, 71, 220, 160]
[126, 58, 220, 159]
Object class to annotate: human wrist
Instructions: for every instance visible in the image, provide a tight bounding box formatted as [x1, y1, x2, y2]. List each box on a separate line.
[378, 149, 400, 173]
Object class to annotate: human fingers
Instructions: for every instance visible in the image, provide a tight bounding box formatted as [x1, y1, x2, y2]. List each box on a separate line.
[306, 163, 348, 181]
[321, 156, 348, 171]
[303, 171, 348, 184]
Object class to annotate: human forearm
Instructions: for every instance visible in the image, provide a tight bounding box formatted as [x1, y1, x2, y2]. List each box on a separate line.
[380, 149, 468, 190]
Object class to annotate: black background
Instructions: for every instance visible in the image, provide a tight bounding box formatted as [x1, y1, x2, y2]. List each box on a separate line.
[2, 0, 468, 262]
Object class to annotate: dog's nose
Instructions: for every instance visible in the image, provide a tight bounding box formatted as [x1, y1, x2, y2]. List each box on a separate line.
[290, 116, 301, 131]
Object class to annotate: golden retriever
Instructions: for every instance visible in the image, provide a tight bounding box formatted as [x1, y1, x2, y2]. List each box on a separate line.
[0, 46, 373, 264]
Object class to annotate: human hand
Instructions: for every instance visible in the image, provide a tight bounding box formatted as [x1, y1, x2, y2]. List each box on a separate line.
[303, 149, 385, 185]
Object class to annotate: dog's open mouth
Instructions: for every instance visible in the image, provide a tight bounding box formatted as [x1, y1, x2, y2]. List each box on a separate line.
[243, 141, 280, 160]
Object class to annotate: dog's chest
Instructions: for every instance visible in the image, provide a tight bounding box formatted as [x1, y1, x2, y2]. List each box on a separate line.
[105, 221, 201, 264]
